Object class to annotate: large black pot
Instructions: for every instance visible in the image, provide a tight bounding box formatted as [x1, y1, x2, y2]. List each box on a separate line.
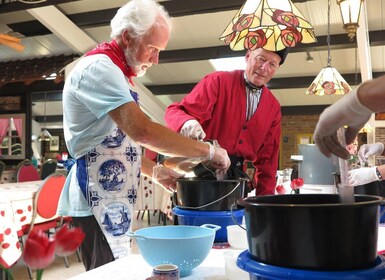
[238, 194, 383, 270]
[175, 178, 246, 211]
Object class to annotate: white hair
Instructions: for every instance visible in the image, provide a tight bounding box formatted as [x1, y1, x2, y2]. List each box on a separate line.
[110, 0, 172, 39]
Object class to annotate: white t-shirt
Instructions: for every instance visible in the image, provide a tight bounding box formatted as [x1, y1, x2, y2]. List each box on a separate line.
[58, 54, 135, 217]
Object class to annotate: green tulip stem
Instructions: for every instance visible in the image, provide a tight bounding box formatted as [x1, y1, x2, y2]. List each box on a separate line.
[0, 264, 14, 280]
[36, 269, 44, 280]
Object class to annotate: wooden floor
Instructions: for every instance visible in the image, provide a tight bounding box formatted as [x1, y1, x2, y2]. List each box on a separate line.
[4, 210, 172, 280]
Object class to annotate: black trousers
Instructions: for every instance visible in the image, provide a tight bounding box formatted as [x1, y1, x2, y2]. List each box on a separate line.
[72, 216, 115, 271]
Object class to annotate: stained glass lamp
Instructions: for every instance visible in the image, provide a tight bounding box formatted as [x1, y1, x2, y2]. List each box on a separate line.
[219, 0, 316, 51]
[305, 0, 351, 96]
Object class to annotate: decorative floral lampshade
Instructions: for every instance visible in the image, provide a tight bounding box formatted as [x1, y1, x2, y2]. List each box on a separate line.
[219, 0, 316, 51]
[305, 66, 351, 95]
[305, 0, 352, 96]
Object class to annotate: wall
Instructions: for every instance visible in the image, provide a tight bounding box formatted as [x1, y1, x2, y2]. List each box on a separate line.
[280, 114, 319, 169]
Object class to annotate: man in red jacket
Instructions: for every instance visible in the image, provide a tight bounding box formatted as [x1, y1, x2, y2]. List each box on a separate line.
[165, 47, 289, 195]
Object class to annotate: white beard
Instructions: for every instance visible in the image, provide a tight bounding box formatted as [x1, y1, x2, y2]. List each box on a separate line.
[124, 44, 147, 77]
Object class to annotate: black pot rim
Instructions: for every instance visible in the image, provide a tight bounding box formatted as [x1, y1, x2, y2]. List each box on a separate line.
[238, 194, 384, 208]
[176, 178, 247, 183]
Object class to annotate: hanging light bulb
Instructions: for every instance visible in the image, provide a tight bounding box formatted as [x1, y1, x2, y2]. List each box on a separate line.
[305, 0, 351, 96]
[38, 92, 53, 142]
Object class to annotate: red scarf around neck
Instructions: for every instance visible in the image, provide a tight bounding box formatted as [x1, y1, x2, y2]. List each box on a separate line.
[86, 40, 136, 86]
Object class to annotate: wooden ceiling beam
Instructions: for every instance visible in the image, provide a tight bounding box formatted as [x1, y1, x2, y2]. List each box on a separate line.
[7, 0, 313, 35]
[146, 71, 385, 95]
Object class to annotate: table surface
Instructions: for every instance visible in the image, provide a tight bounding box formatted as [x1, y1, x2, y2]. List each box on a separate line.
[68, 247, 246, 280]
[68, 226, 385, 280]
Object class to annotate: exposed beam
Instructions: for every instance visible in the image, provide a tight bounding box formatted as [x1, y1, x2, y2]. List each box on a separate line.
[0, 0, 80, 14]
[157, 30, 385, 64]
[147, 71, 385, 95]
[7, 0, 313, 35]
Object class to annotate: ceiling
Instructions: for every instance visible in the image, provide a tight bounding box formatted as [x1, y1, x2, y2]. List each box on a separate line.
[0, 0, 385, 127]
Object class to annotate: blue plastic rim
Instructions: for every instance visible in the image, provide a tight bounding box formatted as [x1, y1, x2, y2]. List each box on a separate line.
[236, 250, 385, 280]
[172, 207, 244, 243]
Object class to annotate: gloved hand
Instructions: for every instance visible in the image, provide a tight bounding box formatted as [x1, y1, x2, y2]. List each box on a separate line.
[180, 119, 206, 140]
[348, 167, 378, 186]
[313, 87, 373, 159]
[358, 143, 384, 164]
[152, 164, 184, 192]
[208, 143, 231, 174]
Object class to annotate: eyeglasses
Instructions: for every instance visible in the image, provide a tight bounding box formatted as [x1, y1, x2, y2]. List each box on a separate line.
[255, 55, 279, 71]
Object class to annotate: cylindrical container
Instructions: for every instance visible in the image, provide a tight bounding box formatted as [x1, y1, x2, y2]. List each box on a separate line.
[172, 207, 244, 243]
[238, 194, 383, 270]
[236, 250, 385, 280]
[175, 178, 246, 211]
[152, 264, 180, 280]
[333, 172, 385, 223]
[224, 251, 249, 280]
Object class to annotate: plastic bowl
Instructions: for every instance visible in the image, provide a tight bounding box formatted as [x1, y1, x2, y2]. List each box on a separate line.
[227, 224, 248, 249]
[128, 225, 219, 277]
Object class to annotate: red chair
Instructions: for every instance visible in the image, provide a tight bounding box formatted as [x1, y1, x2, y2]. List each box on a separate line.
[16, 161, 40, 182]
[19, 173, 78, 278]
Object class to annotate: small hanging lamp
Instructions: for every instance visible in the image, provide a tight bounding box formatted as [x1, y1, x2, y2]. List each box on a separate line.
[336, 0, 364, 41]
[219, 0, 316, 51]
[305, 0, 351, 96]
[38, 92, 53, 142]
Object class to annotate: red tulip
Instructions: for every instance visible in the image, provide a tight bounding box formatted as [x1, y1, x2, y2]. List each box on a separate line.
[54, 223, 85, 257]
[275, 184, 286, 194]
[290, 178, 304, 190]
[23, 230, 56, 270]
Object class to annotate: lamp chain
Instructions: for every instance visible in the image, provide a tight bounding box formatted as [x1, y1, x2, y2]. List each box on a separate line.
[326, 0, 332, 67]
[44, 91, 47, 129]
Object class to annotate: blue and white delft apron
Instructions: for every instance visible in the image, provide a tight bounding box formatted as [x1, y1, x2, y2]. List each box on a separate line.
[77, 126, 141, 259]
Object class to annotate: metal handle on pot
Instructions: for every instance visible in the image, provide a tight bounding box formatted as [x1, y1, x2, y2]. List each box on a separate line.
[174, 181, 241, 210]
[230, 203, 246, 231]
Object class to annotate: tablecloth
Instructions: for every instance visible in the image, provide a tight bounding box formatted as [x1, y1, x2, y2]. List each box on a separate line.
[0, 180, 41, 267]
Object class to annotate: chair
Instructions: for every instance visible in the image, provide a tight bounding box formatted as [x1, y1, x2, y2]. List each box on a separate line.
[16, 160, 40, 182]
[40, 159, 58, 180]
[0, 160, 5, 179]
[20, 173, 72, 278]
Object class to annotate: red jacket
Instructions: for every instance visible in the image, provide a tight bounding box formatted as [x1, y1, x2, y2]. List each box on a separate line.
[165, 70, 281, 195]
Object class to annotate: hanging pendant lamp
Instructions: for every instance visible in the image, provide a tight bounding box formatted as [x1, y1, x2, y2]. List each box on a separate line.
[219, 0, 316, 51]
[305, 0, 351, 96]
[38, 92, 53, 142]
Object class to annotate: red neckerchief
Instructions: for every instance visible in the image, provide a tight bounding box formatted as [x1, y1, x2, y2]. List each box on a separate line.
[85, 40, 136, 86]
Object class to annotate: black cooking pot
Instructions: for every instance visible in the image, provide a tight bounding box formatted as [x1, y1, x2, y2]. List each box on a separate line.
[175, 178, 246, 211]
[238, 194, 383, 270]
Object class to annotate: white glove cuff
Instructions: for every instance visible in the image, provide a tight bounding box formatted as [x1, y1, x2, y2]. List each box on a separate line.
[206, 142, 214, 161]
[348, 87, 373, 116]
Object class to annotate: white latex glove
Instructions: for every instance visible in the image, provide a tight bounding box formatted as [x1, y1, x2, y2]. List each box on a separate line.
[209, 143, 231, 174]
[358, 143, 384, 164]
[313, 88, 373, 159]
[180, 119, 206, 140]
[152, 164, 184, 193]
[348, 167, 378, 186]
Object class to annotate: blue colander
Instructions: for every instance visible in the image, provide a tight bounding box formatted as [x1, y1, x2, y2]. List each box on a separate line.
[127, 224, 220, 277]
